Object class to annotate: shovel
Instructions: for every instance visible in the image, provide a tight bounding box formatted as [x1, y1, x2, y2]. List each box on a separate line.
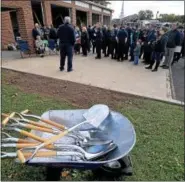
[19, 104, 110, 163]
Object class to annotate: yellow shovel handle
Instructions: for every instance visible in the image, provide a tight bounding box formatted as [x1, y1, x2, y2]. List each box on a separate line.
[42, 130, 69, 148]
[2, 112, 15, 126]
[21, 109, 66, 130]
[20, 130, 46, 143]
[25, 124, 55, 133]
[17, 150, 26, 163]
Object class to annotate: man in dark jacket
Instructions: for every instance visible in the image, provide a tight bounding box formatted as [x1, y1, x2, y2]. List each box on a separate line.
[161, 24, 181, 69]
[49, 24, 57, 41]
[146, 26, 156, 43]
[146, 27, 168, 71]
[110, 24, 118, 60]
[117, 26, 128, 61]
[124, 24, 132, 60]
[57, 17, 75, 72]
[95, 23, 103, 59]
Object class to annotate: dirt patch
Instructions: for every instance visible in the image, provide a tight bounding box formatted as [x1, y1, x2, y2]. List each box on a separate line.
[2, 68, 146, 109]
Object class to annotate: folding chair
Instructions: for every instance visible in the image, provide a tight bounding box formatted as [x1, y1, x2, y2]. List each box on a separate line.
[17, 40, 31, 58]
[48, 39, 57, 55]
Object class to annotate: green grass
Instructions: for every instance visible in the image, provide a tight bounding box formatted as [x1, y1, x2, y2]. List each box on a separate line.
[1, 84, 184, 181]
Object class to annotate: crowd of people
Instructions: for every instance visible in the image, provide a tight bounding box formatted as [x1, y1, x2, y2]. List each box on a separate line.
[32, 16, 184, 72]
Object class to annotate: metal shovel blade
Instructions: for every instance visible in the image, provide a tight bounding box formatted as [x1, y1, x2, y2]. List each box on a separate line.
[82, 104, 109, 128]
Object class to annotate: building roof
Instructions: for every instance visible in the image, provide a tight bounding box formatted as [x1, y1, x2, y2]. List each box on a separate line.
[85, 1, 113, 12]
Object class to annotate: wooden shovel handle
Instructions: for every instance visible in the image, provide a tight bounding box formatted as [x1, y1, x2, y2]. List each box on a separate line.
[21, 109, 29, 114]
[17, 150, 26, 163]
[2, 112, 15, 126]
[16, 143, 40, 148]
[20, 130, 46, 143]
[23, 151, 57, 157]
[42, 130, 69, 148]
[2, 113, 53, 130]
[17, 139, 37, 143]
[25, 124, 55, 133]
[17, 150, 57, 163]
[16, 142, 54, 149]
[26, 120, 53, 129]
[21, 109, 66, 130]
[40, 118, 66, 130]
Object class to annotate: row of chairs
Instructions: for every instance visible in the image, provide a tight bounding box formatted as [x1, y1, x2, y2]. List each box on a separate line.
[17, 39, 58, 58]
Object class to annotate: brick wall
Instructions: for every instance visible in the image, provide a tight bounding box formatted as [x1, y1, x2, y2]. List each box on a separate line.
[2, 1, 35, 51]
[1, 11, 15, 49]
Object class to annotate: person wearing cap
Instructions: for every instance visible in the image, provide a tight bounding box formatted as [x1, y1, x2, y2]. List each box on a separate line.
[161, 23, 181, 69]
[57, 16, 75, 72]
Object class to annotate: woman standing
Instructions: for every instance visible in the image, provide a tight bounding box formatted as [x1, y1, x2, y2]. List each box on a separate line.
[81, 26, 89, 56]
[74, 26, 81, 54]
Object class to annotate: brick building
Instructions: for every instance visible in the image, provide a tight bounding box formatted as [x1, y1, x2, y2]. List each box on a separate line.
[1, 0, 113, 50]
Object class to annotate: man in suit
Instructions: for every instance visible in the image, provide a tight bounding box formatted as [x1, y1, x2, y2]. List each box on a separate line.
[95, 22, 103, 59]
[57, 17, 75, 72]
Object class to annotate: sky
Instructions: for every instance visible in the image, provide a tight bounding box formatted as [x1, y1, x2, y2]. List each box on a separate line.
[108, 1, 184, 19]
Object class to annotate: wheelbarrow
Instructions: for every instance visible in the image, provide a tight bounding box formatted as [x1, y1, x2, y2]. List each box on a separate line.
[24, 109, 136, 180]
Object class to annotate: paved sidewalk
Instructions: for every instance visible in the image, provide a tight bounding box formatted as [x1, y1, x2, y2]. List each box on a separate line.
[171, 58, 184, 102]
[2, 53, 173, 102]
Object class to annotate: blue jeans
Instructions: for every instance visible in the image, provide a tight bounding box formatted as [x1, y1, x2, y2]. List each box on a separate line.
[60, 44, 73, 70]
[130, 43, 135, 61]
[134, 55, 139, 65]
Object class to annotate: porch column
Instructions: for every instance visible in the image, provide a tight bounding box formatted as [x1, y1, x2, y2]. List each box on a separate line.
[41, 0, 52, 26]
[88, 5, 92, 26]
[71, 1, 76, 26]
[16, 7, 34, 51]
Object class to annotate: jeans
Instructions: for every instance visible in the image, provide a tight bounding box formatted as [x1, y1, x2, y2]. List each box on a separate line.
[163, 47, 175, 66]
[130, 43, 135, 61]
[149, 52, 163, 70]
[60, 44, 73, 71]
[134, 55, 139, 65]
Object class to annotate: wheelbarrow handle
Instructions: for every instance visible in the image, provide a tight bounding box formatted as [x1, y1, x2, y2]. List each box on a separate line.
[2, 112, 15, 126]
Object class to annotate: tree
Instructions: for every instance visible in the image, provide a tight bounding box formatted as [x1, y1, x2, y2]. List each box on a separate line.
[159, 14, 184, 23]
[145, 10, 154, 19]
[138, 10, 154, 20]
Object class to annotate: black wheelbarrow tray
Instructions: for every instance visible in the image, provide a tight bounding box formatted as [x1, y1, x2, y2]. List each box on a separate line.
[26, 109, 136, 172]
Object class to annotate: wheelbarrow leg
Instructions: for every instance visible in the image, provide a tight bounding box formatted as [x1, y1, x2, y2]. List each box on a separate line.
[46, 167, 62, 181]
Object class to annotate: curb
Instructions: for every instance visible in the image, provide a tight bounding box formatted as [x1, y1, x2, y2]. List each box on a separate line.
[2, 67, 185, 107]
[169, 65, 177, 100]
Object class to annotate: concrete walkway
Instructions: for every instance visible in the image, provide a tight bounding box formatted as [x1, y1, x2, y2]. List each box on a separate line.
[2, 53, 177, 103]
[170, 58, 184, 102]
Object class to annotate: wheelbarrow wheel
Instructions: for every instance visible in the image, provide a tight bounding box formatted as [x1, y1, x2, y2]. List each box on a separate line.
[46, 167, 63, 181]
[92, 155, 133, 179]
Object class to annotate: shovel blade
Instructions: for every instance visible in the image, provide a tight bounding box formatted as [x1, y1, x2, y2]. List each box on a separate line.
[83, 104, 109, 128]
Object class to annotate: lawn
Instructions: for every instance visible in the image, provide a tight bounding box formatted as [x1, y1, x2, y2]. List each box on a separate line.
[1, 84, 184, 181]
